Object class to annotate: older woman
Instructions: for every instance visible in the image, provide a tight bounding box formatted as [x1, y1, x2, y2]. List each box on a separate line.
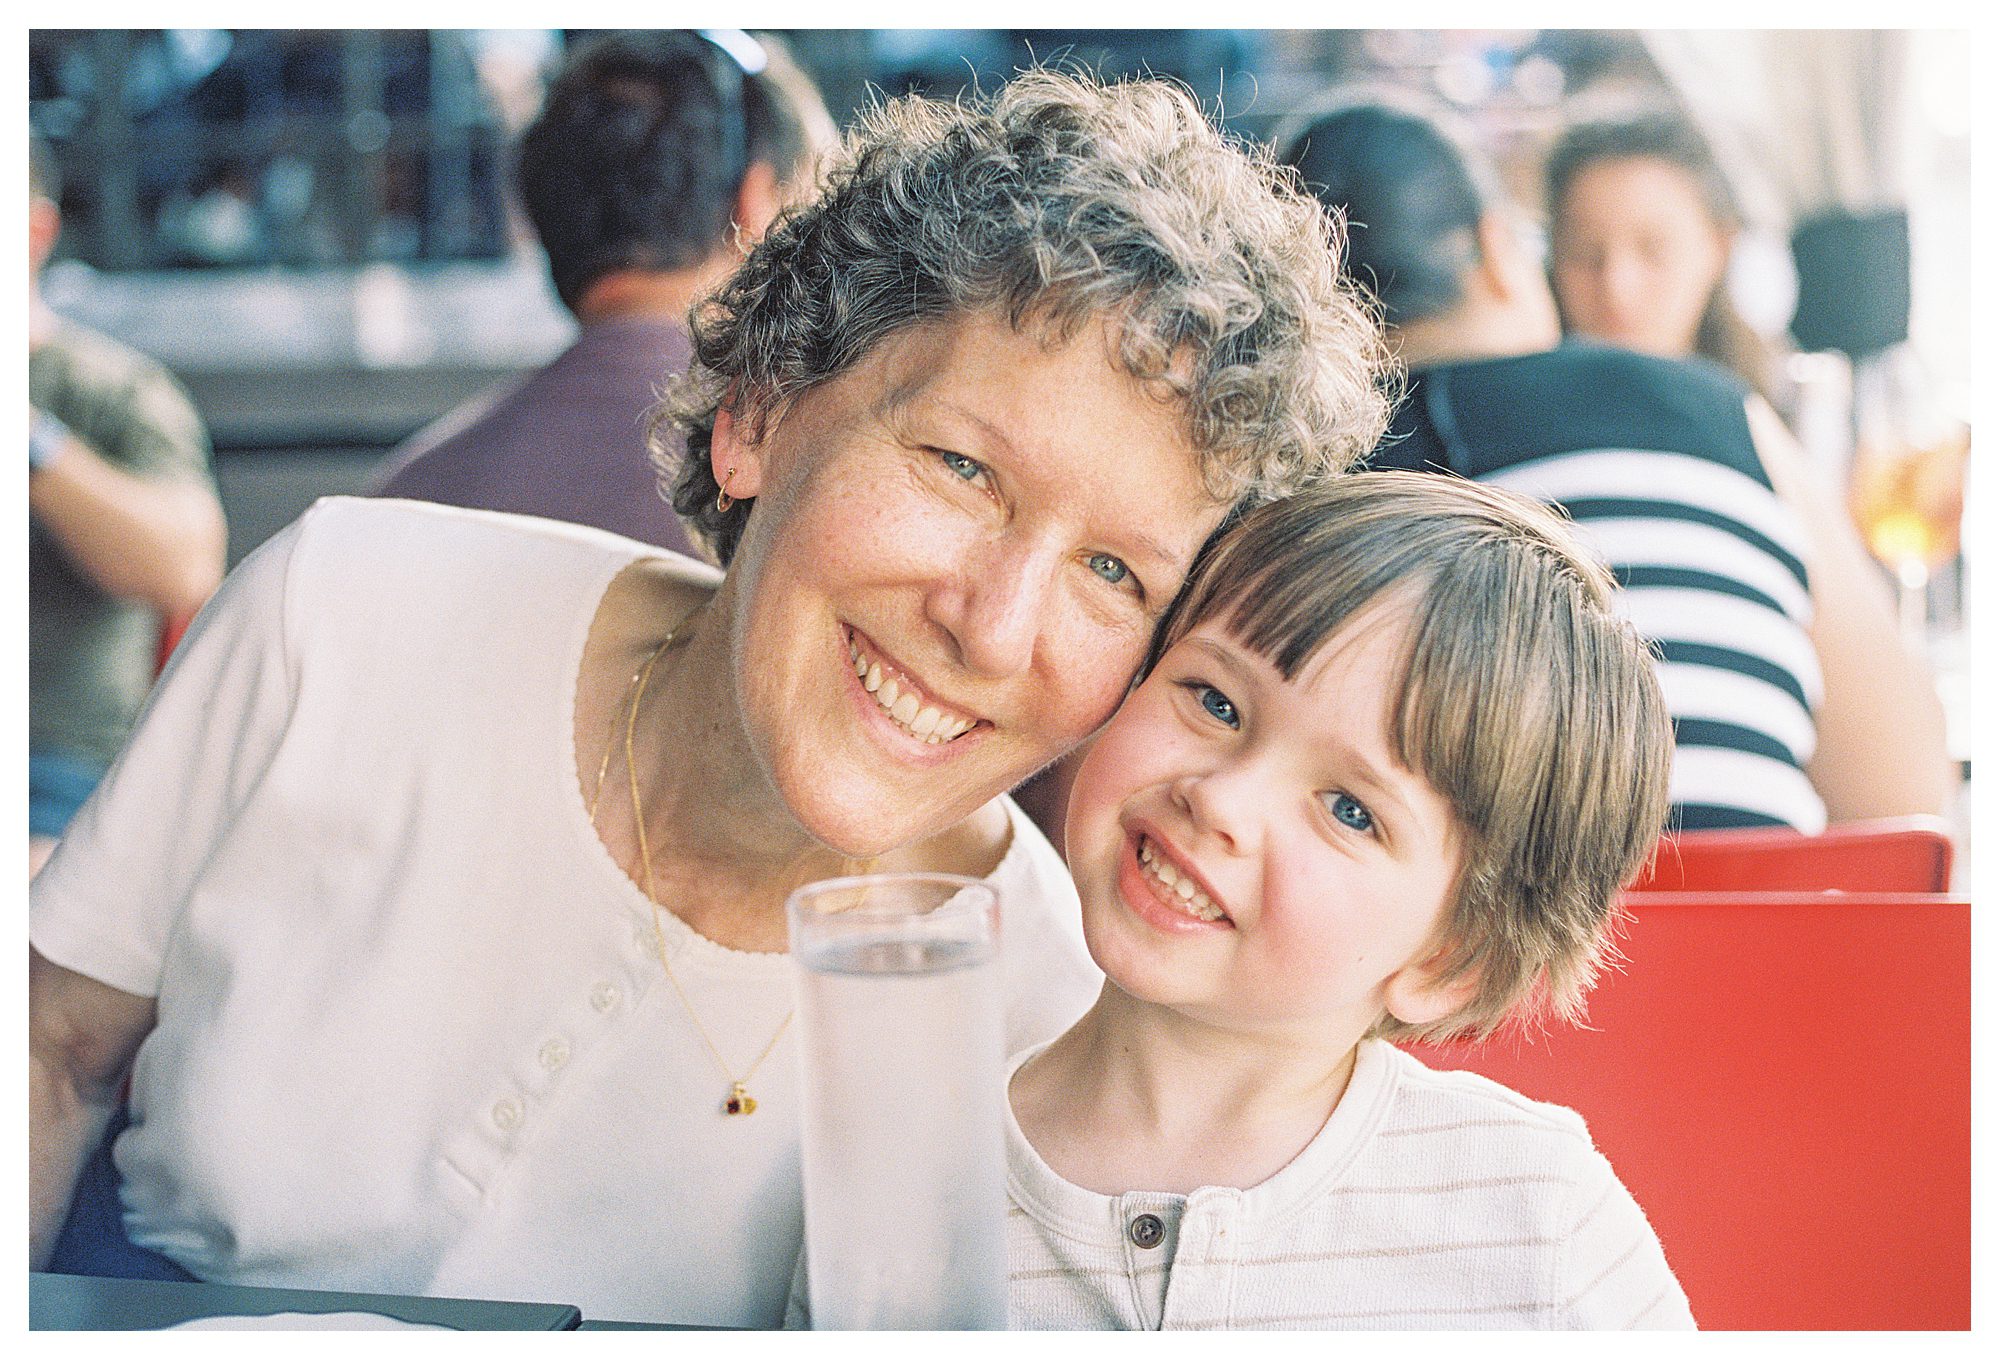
[29, 71, 1388, 1326]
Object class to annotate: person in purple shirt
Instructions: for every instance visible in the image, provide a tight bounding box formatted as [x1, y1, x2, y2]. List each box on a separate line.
[369, 31, 835, 555]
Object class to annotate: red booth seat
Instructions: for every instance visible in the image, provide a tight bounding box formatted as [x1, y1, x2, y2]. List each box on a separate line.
[1407, 891, 1970, 1330]
[1631, 817, 1953, 894]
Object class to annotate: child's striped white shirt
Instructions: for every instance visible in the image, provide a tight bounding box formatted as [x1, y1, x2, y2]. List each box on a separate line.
[1005, 1036, 1695, 1330]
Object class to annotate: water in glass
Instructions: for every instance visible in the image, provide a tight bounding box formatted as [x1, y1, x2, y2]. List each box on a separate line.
[789, 875, 1008, 1329]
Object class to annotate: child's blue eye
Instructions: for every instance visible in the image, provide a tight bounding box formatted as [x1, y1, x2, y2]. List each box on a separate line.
[1323, 792, 1374, 833]
[1087, 553, 1131, 587]
[939, 450, 985, 482]
[1191, 683, 1239, 729]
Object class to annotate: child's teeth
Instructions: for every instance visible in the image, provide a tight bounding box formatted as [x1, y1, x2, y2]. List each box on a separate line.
[1138, 836, 1222, 921]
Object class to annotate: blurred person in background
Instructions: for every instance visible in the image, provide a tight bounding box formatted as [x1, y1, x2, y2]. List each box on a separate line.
[28, 137, 226, 877]
[30, 70, 1389, 1326]
[1281, 90, 1951, 832]
[368, 30, 837, 554]
[1544, 104, 1791, 415]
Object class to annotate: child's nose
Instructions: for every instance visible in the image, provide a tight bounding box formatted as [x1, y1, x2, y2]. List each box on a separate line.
[1170, 766, 1258, 855]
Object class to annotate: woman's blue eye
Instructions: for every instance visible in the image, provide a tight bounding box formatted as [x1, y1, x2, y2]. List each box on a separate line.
[1087, 553, 1131, 587]
[939, 451, 984, 482]
[1194, 684, 1238, 728]
[1324, 792, 1375, 833]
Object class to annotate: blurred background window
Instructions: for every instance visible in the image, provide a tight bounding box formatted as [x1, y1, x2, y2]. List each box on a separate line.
[31, 29, 521, 271]
[27, 28, 1967, 597]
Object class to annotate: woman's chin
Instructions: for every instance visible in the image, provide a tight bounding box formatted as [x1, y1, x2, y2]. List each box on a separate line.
[793, 780, 1006, 872]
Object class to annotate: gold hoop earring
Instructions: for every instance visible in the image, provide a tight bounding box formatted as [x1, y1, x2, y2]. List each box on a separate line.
[716, 466, 737, 515]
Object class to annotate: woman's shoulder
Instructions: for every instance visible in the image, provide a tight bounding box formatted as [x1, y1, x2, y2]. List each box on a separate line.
[289, 497, 711, 604]
[309, 495, 698, 562]
[248, 498, 714, 684]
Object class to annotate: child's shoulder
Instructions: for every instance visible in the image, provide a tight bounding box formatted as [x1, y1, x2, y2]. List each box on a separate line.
[1369, 1039, 1599, 1157]
[1333, 1041, 1622, 1246]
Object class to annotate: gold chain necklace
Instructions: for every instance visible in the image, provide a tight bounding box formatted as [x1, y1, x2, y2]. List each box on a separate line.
[586, 613, 793, 1117]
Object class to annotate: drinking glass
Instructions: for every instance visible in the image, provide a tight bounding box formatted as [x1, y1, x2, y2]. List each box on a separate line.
[1847, 352, 1971, 648]
[1849, 423, 1969, 644]
[787, 873, 1008, 1330]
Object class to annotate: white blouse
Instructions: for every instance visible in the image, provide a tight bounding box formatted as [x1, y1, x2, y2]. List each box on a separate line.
[31, 497, 1101, 1326]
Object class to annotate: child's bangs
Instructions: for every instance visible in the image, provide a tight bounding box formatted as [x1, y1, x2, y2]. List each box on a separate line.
[1155, 492, 1438, 683]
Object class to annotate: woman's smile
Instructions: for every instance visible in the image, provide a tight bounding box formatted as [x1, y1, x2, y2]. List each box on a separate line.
[845, 626, 982, 746]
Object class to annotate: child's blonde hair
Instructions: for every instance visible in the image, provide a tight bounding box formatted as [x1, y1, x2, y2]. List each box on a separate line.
[1150, 471, 1672, 1042]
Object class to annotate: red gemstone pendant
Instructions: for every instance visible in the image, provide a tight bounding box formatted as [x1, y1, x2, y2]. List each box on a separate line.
[725, 1082, 757, 1116]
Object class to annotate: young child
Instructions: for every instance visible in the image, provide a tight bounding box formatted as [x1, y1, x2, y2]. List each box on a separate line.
[1005, 471, 1692, 1329]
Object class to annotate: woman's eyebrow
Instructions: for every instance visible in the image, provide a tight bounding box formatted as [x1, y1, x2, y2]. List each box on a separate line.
[915, 398, 1015, 456]
[1128, 529, 1191, 573]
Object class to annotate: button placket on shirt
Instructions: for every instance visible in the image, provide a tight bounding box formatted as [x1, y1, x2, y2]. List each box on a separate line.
[1157, 1190, 1242, 1329]
[447, 939, 652, 1196]
[1115, 1195, 1181, 1329]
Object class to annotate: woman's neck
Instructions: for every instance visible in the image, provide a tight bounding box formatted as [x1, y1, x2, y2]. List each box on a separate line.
[1390, 291, 1563, 370]
[581, 559, 1015, 954]
[649, 609, 861, 945]
[1011, 986, 1364, 1196]
[579, 566, 832, 952]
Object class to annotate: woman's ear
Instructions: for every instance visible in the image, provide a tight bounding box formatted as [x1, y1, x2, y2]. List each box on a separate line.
[1472, 211, 1539, 305]
[710, 402, 767, 500]
[732, 161, 785, 245]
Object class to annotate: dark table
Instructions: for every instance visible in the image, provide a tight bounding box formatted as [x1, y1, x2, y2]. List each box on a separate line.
[29, 1272, 582, 1331]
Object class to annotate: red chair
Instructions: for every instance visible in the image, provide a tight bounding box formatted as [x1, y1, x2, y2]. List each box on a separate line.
[1631, 817, 1954, 893]
[1407, 891, 1971, 1330]
[153, 611, 193, 678]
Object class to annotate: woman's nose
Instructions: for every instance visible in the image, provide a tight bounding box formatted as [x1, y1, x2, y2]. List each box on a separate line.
[1600, 250, 1649, 308]
[926, 538, 1056, 679]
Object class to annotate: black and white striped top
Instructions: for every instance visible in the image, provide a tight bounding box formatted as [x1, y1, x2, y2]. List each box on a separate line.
[1373, 342, 1825, 833]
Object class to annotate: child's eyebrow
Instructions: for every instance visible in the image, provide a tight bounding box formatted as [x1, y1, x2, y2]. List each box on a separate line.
[1180, 633, 1260, 679]
[1341, 758, 1420, 823]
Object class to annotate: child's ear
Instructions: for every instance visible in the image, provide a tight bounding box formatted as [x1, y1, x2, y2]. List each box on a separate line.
[1383, 948, 1482, 1029]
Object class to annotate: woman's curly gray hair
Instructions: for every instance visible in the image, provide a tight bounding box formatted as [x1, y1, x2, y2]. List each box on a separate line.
[651, 68, 1395, 564]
